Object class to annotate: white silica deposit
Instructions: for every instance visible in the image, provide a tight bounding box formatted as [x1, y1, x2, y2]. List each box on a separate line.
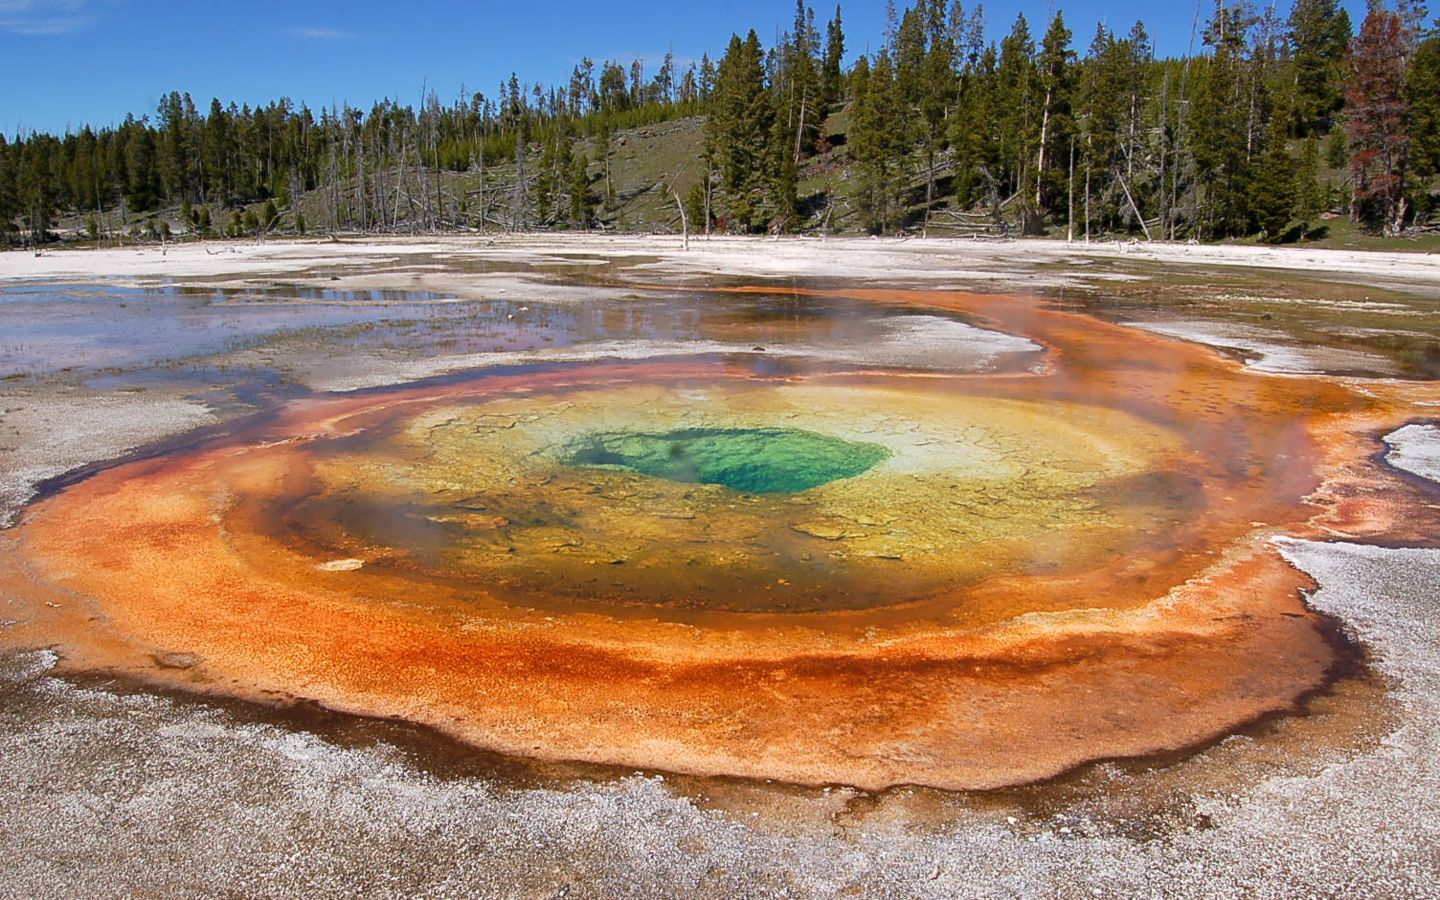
[1384, 422, 1440, 484]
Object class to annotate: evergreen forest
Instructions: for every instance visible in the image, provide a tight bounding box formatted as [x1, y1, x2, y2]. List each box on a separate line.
[3, 0, 1439, 245]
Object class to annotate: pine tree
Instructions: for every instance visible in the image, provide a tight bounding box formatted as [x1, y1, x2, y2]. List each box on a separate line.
[1325, 124, 1348, 168]
[0, 134, 15, 244]
[769, 123, 799, 231]
[780, 0, 822, 161]
[19, 138, 58, 243]
[679, 65, 698, 104]
[851, 52, 902, 232]
[1190, 2, 1257, 238]
[156, 91, 190, 204]
[918, 0, 956, 229]
[699, 54, 717, 102]
[629, 59, 644, 107]
[684, 181, 707, 232]
[1253, 110, 1295, 241]
[122, 118, 160, 212]
[1035, 12, 1076, 220]
[1406, 34, 1440, 179]
[202, 99, 232, 204]
[951, 43, 999, 211]
[69, 127, 100, 212]
[1294, 134, 1324, 235]
[821, 6, 846, 106]
[997, 14, 1038, 227]
[704, 37, 743, 222]
[893, 6, 927, 136]
[1288, 0, 1352, 135]
[598, 62, 628, 113]
[707, 31, 772, 231]
[657, 51, 676, 104]
[768, 46, 801, 232]
[752, 0, 820, 235]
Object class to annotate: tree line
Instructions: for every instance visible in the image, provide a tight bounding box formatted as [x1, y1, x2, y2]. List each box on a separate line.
[2, 0, 1438, 245]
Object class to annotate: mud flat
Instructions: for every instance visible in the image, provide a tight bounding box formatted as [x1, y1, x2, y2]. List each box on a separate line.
[1, 236, 1438, 896]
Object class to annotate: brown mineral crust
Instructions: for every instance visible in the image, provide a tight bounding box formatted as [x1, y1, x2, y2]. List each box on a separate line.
[3, 285, 1429, 791]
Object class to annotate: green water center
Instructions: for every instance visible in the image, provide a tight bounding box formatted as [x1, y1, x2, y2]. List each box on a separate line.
[563, 427, 890, 493]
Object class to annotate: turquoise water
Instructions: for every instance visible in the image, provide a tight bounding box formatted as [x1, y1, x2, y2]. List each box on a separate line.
[564, 427, 889, 493]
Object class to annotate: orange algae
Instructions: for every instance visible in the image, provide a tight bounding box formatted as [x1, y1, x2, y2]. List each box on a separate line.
[5, 286, 1435, 791]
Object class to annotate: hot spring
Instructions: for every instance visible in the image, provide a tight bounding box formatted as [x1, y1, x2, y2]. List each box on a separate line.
[8, 280, 1422, 791]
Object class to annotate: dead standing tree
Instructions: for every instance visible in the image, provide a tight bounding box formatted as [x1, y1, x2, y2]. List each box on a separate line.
[667, 182, 690, 250]
[1347, 5, 1415, 236]
[511, 140, 529, 231]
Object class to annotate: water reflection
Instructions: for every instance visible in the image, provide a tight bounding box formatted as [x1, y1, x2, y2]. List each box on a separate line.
[0, 282, 1038, 379]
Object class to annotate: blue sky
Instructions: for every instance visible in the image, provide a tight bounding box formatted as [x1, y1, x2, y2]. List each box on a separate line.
[1, 0, 1362, 136]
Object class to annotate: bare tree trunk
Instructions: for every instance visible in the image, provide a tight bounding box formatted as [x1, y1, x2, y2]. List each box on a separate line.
[1116, 172, 1152, 241]
[1037, 86, 1051, 210]
[703, 164, 712, 238]
[416, 141, 432, 233]
[793, 87, 807, 164]
[356, 131, 367, 229]
[924, 146, 935, 238]
[670, 186, 689, 250]
[1127, 91, 1138, 182]
[327, 144, 338, 231]
[395, 124, 409, 231]
[1174, 8, 1198, 240]
[432, 97, 443, 229]
[602, 134, 612, 209]
[478, 143, 487, 233]
[1245, 63, 1258, 162]
[1155, 72, 1169, 239]
[511, 140, 528, 232]
[821, 181, 835, 240]
[1067, 137, 1075, 243]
